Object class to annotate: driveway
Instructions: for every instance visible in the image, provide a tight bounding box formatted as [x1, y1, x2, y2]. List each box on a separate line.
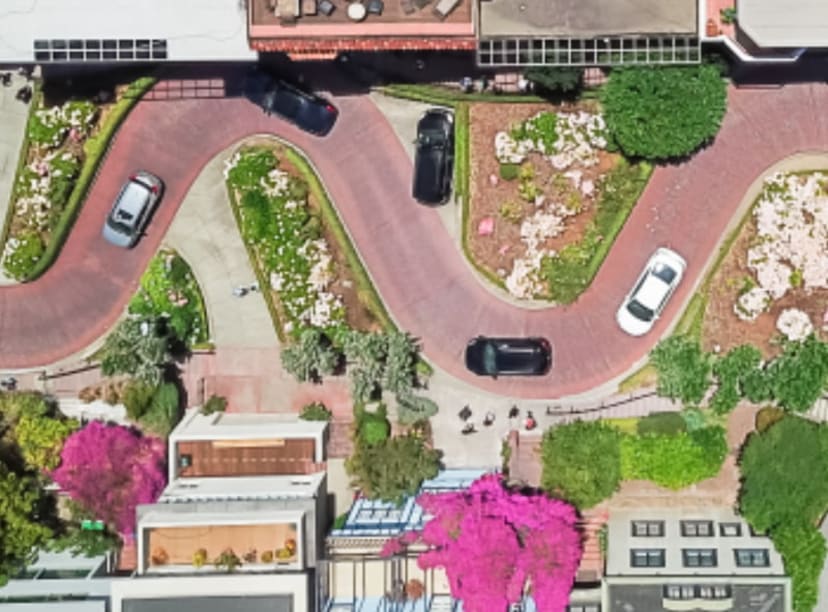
[2, 78, 828, 399]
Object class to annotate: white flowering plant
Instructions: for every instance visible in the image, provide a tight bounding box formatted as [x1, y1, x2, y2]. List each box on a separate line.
[226, 148, 346, 334]
[734, 172, 828, 321]
[776, 308, 813, 343]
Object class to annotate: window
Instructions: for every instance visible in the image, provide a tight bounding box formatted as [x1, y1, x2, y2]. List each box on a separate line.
[719, 522, 742, 537]
[682, 549, 717, 568]
[681, 520, 714, 537]
[631, 520, 665, 537]
[631, 549, 665, 568]
[734, 549, 770, 567]
[568, 606, 600, 612]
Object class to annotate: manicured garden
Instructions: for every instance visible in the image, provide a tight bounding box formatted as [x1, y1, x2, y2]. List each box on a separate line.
[702, 171, 828, 356]
[1, 77, 155, 281]
[462, 63, 726, 303]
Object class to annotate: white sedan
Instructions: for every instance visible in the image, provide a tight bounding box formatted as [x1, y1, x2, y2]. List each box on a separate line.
[616, 247, 687, 336]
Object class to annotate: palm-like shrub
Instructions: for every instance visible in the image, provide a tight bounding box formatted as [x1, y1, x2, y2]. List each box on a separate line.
[280, 328, 338, 382]
[99, 318, 171, 386]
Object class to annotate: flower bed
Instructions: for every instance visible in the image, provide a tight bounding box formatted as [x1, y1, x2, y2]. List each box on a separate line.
[2, 99, 97, 279]
[128, 247, 209, 347]
[225, 144, 379, 338]
[702, 171, 828, 355]
[467, 103, 647, 302]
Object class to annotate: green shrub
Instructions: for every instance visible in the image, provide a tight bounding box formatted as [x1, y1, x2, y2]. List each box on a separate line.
[122, 380, 156, 421]
[650, 336, 712, 405]
[140, 383, 180, 437]
[382, 332, 417, 396]
[345, 434, 441, 504]
[739, 418, 828, 533]
[299, 401, 331, 421]
[396, 394, 439, 425]
[764, 336, 828, 412]
[742, 367, 772, 404]
[3, 231, 45, 280]
[602, 65, 727, 160]
[359, 412, 390, 446]
[771, 522, 827, 612]
[512, 112, 558, 152]
[680, 407, 707, 432]
[499, 163, 520, 181]
[710, 345, 763, 414]
[523, 67, 582, 93]
[540, 421, 623, 509]
[636, 412, 687, 436]
[332, 512, 349, 530]
[202, 394, 227, 416]
[620, 427, 727, 489]
[281, 328, 339, 383]
[755, 406, 784, 433]
[99, 318, 171, 386]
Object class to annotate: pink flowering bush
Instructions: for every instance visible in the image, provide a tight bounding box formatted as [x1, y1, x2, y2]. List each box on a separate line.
[51, 421, 166, 536]
[382, 474, 582, 612]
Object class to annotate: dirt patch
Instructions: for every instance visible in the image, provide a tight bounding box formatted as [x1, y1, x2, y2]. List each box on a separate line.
[467, 101, 620, 297]
[701, 210, 828, 359]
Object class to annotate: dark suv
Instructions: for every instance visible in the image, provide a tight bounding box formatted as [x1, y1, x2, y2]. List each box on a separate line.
[412, 109, 454, 204]
[244, 70, 338, 137]
[465, 337, 552, 377]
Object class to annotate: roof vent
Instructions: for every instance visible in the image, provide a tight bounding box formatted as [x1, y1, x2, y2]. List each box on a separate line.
[178, 454, 192, 468]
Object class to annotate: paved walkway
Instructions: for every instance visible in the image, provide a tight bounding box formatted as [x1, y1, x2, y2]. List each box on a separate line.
[3, 74, 828, 400]
[0, 71, 33, 285]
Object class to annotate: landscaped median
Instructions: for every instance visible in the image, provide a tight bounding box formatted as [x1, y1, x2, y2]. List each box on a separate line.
[1, 76, 156, 281]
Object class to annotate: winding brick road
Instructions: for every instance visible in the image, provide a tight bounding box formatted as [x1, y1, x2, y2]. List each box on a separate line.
[3, 81, 828, 398]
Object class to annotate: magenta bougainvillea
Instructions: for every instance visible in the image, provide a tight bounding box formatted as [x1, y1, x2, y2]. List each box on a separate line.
[51, 421, 166, 536]
[381, 474, 582, 612]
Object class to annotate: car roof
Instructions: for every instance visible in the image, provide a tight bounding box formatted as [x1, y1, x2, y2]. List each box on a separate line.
[635, 273, 670, 310]
[115, 180, 150, 219]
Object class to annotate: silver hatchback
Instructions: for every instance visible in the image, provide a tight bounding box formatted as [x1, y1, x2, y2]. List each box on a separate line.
[102, 171, 163, 248]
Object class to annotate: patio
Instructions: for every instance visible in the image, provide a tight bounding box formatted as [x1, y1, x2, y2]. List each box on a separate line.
[248, 0, 474, 42]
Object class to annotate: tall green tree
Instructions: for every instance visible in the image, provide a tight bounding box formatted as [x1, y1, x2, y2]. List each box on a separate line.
[650, 336, 712, 405]
[602, 64, 727, 160]
[0, 467, 54, 585]
[739, 417, 828, 533]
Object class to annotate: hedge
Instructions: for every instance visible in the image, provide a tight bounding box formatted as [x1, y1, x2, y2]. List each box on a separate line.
[23, 77, 157, 281]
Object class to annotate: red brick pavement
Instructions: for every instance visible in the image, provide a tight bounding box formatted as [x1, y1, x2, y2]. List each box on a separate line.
[3, 83, 828, 399]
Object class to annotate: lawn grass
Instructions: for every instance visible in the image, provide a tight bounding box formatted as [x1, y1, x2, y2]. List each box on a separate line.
[617, 363, 659, 394]
[377, 83, 546, 106]
[24, 76, 157, 281]
[281, 145, 395, 333]
[605, 416, 640, 435]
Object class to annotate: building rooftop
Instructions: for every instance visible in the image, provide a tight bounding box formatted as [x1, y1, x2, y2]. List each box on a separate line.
[738, 0, 828, 47]
[330, 469, 488, 537]
[478, 0, 697, 38]
[247, 0, 474, 44]
[160, 473, 325, 503]
[0, 0, 255, 63]
[606, 581, 787, 612]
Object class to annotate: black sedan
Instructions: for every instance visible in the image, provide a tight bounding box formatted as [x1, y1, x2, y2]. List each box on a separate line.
[465, 337, 552, 377]
[244, 70, 338, 137]
[412, 108, 454, 204]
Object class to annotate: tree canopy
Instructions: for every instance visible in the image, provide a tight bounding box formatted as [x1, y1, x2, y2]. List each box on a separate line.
[739, 417, 828, 533]
[382, 475, 582, 612]
[540, 421, 622, 509]
[51, 422, 166, 535]
[601, 64, 727, 161]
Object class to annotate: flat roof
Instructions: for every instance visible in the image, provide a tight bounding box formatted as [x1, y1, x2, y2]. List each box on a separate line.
[0, 0, 255, 63]
[739, 0, 828, 48]
[607, 583, 786, 612]
[124, 596, 292, 612]
[478, 0, 697, 38]
[160, 473, 325, 502]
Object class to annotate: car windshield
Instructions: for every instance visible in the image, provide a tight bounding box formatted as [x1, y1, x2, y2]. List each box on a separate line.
[418, 130, 445, 147]
[482, 342, 498, 375]
[627, 299, 655, 322]
[652, 262, 677, 284]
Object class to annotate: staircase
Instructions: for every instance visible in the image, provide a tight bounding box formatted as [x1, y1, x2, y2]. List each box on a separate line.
[576, 511, 608, 583]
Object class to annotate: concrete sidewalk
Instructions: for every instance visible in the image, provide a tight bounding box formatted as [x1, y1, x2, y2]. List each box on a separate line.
[0, 72, 34, 285]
